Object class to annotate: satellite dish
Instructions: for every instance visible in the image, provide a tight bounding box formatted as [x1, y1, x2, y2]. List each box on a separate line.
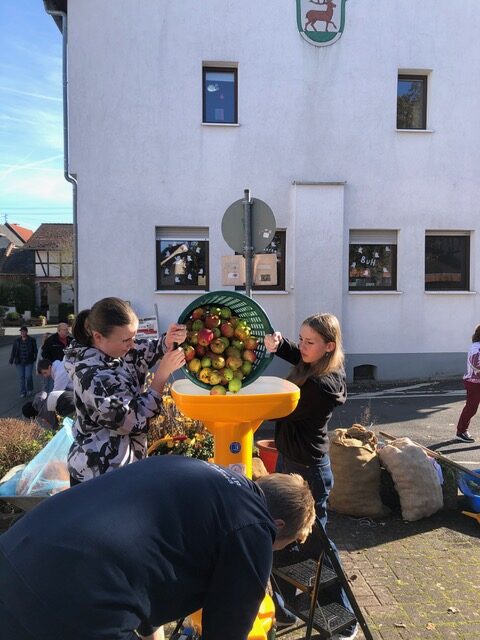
[222, 198, 276, 254]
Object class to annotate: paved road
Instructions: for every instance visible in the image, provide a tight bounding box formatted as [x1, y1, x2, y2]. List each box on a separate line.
[258, 378, 480, 471]
[0, 327, 48, 418]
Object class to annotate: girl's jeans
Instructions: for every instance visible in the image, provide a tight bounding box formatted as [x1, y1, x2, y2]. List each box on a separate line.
[16, 363, 33, 396]
[273, 453, 353, 624]
[456, 380, 480, 433]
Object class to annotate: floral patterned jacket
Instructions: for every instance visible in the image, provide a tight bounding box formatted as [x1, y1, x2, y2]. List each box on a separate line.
[64, 335, 167, 483]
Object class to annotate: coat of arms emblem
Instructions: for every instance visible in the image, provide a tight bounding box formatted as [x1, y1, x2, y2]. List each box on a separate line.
[296, 0, 348, 47]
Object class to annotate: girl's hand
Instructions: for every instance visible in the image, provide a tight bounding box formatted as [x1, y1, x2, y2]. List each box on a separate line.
[151, 348, 186, 393]
[264, 331, 282, 353]
[164, 323, 187, 350]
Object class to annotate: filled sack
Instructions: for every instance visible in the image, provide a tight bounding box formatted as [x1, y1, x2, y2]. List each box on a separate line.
[378, 437, 443, 521]
[329, 424, 389, 518]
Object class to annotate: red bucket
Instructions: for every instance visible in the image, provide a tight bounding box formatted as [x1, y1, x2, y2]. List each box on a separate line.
[256, 439, 278, 474]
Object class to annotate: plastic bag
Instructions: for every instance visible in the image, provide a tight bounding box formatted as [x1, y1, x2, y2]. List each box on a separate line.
[13, 418, 74, 497]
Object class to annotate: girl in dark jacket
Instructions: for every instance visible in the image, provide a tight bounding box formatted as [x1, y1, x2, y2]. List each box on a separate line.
[265, 314, 357, 639]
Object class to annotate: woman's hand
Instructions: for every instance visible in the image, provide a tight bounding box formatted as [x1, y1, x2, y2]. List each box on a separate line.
[264, 331, 282, 353]
[164, 323, 187, 350]
[151, 347, 186, 394]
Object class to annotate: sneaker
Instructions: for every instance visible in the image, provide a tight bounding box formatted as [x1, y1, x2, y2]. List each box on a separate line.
[457, 431, 475, 443]
[332, 624, 359, 640]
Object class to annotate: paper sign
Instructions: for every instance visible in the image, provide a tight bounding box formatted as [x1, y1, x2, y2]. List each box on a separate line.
[137, 316, 159, 339]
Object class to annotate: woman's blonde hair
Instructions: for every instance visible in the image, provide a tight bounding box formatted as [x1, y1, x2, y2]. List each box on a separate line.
[288, 313, 344, 386]
[256, 473, 316, 543]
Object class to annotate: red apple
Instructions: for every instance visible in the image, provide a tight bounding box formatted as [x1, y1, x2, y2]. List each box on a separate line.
[205, 314, 221, 329]
[197, 328, 214, 347]
[191, 307, 205, 320]
[210, 384, 227, 395]
[220, 322, 235, 338]
[183, 345, 196, 362]
[244, 336, 259, 351]
[226, 356, 243, 371]
[243, 349, 256, 363]
[195, 344, 206, 357]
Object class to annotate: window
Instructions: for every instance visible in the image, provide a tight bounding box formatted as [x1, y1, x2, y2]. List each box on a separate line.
[397, 74, 427, 129]
[202, 66, 238, 124]
[235, 230, 286, 291]
[349, 230, 397, 291]
[425, 232, 470, 291]
[156, 227, 209, 291]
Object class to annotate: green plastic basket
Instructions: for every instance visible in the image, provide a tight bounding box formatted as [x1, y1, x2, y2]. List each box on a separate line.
[178, 290, 274, 390]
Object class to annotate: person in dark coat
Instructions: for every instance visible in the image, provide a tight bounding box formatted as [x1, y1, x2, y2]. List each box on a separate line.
[0, 456, 315, 640]
[9, 326, 37, 398]
[40, 322, 72, 363]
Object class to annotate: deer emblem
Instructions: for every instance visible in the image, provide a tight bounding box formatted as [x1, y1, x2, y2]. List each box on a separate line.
[304, 0, 337, 32]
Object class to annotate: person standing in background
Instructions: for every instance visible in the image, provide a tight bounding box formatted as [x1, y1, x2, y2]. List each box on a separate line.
[456, 324, 480, 443]
[40, 323, 72, 392]
[9, 326, 38, 398]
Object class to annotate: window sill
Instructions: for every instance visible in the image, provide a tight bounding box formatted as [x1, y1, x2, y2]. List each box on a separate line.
[396, 128, 434, 133]
[250, 290, 289, 295]
[424, 290, 477, 295]
[201, 122, 240, 127]
[349, 290, 403, 295]
[155, 290, 208, 295]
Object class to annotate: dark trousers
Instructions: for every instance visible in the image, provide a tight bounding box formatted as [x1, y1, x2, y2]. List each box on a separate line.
[457, 380, 480, 433]
[273, 453, 354, 626]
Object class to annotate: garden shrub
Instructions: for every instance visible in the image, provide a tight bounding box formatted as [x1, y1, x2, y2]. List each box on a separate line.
[0, 419, 53, 480]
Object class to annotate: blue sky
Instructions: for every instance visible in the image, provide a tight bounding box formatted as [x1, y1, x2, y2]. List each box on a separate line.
[0, 1, 72, 232]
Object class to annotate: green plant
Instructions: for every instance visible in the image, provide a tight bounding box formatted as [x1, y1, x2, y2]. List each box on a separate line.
[0, 281, 35, 314]
[0, 419, 53, 479]
[6, 311, 21, 321]
[147, 385, 213, 460]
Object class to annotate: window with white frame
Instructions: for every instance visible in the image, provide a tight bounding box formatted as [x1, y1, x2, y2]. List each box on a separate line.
[349, 230, 398, 291]
[397, 74, 427, 130]
[202, 66, 238, 124]
[156, 227, 209, 291]
[425, 231, 470, 291]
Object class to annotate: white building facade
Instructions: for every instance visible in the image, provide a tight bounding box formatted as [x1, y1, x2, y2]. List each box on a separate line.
[49, 0, 480, 381]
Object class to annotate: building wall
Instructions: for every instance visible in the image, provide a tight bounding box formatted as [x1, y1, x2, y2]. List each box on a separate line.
[66, 0, 480, 380]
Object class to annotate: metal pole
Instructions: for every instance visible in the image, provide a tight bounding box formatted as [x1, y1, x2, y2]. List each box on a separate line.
[243, 188, 253, 297]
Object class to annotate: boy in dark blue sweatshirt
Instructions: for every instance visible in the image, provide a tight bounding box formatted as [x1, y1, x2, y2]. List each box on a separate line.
[0, 456, 314, 640]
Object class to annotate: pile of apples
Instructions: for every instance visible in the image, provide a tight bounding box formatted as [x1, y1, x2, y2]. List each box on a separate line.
[180, 304, 260, 394]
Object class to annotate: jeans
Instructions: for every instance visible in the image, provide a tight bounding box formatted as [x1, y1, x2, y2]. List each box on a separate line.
[273, 453, 354, 627]
[456, 380, 480, 433]
[16, 363, 33, 396]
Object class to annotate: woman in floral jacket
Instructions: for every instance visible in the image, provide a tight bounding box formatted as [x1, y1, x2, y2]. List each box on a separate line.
[64, 297, 186, 485]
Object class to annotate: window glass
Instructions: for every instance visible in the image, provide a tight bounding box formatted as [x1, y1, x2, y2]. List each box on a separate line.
[397, 75, 427, 129]
[156, 234, 209, 291]
[203, 68, 237, 124]
[235, 230, 286, 291]
[349, 244, 397, 290]
[425, 235, 469, 291]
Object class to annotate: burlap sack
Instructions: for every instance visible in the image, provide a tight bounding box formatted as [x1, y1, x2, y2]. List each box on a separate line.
[252, 456, 269, 480]
[329, 424, 389, 518]
[378, 437, 443, 521]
